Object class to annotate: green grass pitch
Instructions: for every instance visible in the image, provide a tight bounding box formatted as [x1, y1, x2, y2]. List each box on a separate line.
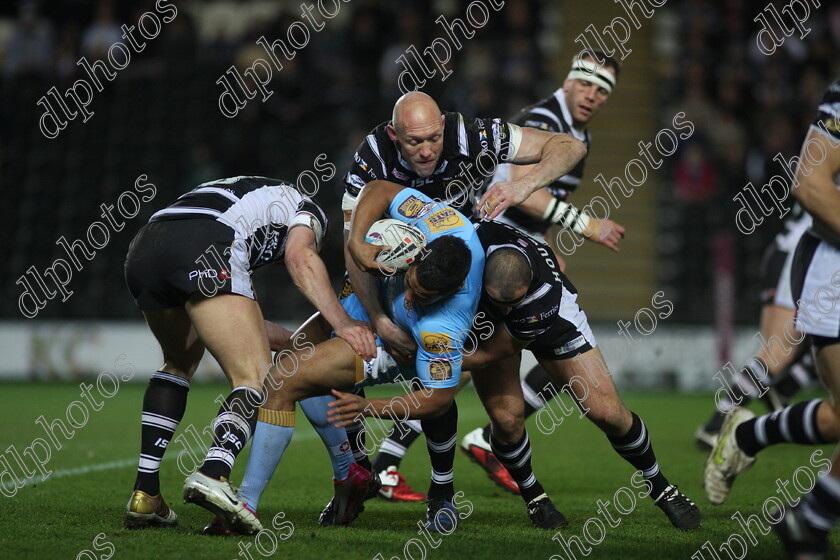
[0, 382, 836, 559]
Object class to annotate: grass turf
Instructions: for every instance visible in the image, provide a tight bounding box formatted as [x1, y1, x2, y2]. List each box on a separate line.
[0, 382, 836, 559]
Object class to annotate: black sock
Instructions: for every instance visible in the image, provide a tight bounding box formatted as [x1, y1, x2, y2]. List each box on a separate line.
[480, 365, 557, 442]
[608, 412, 669, 499]
[346, 387, 372, 471]
[372, 419, 423, 472]
[773, 349, 817, 399]
[521, 365, 557, 418]
[481, 424, 492, 444]
[801, 474, 840, 534]
[199, 386, 262, 480]
[422, 400, 457, 498]
[134, 372, 190, 495]
[490, 430, 545, 503]
[735, 399, 831, 456]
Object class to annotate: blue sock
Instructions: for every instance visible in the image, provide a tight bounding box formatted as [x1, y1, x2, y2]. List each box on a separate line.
[239, 412, 295, 511]
[300, 395, 353, 480]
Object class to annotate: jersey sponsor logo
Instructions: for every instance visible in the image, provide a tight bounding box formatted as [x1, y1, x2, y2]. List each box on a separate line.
[355, 154, 371, 173]
[553, 335, 587, 356]
[511, 314, 539, 325]
[347, 173, 367, 191]
[540, 305, 559, 320]
[425, 208, 464, 231]
[339, 277, 354, 300]
[392, 168, 409, 181]
[524, 119, 551, 131]
[421, 331, 452, 354]
[398, 195, 428, 218]
[411, 176, 435, 188]
[479, 128, 488, 150]
[429, 359, 453, 381]
[403, 297, 413, 316]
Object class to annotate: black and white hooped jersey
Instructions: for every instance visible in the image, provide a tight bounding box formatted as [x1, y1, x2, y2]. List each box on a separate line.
[811, 79, 840, 192]
[773, 203, 812, 253]
[343, 112, 522, 218]
[149, 176, 328, 270]
[495, 90, 591, 231]
[476, 220, 574, 341]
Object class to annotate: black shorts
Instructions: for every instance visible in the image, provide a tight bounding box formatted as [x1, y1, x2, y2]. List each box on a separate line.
[124, 219, 253, 310]
[527, 321, 595, 361]
[508, 283, 596, 361]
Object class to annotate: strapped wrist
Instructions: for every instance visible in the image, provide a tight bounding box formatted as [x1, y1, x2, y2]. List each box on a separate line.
[542, 198, 591, 235]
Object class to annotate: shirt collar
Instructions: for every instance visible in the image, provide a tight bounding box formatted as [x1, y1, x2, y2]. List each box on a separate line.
[554, 89, 587, 141]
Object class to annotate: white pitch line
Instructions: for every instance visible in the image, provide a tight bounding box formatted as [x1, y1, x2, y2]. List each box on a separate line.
[2, 430, 323, 494]
[3, 409, 490, 494]
[2, 458, 139, 493]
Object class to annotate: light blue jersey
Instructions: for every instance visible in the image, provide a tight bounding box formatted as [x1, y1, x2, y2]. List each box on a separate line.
[339, 188, 483, 390]
[381, 188, 484, 389]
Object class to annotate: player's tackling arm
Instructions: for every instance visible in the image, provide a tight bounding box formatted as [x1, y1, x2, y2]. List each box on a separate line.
[347, 180, 407, 273]
[284, 226, 376, 360]
[479, 128, 586, 218]
[327, 385, 458, 425]
[462, 322, 527, 369]
[792, 128, 840, 240]
[343, 230, 417, 362]
[504, 163, 625, 251]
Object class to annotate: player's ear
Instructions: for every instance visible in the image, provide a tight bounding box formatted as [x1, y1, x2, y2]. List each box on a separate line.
[386, 124, 398, 142]
[440, 114, 445, 130]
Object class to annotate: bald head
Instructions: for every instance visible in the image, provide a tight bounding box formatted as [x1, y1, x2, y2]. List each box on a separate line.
[387, 92, 445, 177]
[484, 248, 531, 305]
[392, 92, 441, 133]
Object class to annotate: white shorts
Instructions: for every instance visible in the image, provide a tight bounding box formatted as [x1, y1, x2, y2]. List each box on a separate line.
[793, 233, 840, 338]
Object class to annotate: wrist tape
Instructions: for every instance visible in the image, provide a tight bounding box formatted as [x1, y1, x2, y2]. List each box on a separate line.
[542, 198, 591, 235]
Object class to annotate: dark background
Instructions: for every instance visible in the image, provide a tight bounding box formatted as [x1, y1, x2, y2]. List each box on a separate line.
[1, 0, 838, 323]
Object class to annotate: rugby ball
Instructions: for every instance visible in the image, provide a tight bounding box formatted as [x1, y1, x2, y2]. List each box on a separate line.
[365, 219, 427, 272]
